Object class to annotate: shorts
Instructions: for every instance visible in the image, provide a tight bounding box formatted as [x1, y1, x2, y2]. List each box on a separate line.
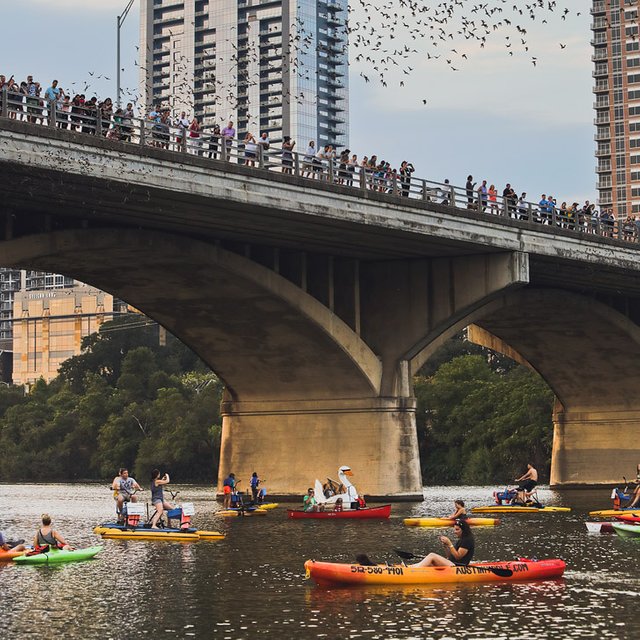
[223, 486, 232, 495]
[518, 479, 537, 492]
[152, 498, 163, 505]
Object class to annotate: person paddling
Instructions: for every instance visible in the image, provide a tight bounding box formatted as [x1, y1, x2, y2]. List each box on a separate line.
[411, 519, 474, 567]
[448, 500, 467, 520]
[34, 514, 72, 550]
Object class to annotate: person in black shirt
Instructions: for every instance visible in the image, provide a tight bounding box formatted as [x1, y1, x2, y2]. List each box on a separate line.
[411, 519, 475, 567]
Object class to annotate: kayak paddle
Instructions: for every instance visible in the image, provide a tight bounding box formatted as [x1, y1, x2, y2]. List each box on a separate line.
[393, 549, 513, 577]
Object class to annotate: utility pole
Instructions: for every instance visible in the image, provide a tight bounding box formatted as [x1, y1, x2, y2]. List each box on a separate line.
[117, 0, 136, 109]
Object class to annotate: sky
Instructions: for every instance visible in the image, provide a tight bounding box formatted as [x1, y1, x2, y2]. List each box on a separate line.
[0, 1, 594, 203]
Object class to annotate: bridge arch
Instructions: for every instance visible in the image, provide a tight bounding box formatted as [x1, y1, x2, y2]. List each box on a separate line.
[2, 229, 382, 401]
[407, 288, 640, 485]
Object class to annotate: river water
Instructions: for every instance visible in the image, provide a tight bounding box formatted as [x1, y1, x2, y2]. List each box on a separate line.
[1, 484, 638, 639]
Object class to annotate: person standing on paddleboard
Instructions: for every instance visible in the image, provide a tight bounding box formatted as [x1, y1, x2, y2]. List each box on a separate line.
[411, 519, 475, 567]
[222, 473, 236, 509]
[250, 472, 264, 504]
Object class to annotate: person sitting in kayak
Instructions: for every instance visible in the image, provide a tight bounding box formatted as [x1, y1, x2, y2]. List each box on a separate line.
[149, 469, 174, 529]
[448, 500, 467, 520]
[34, 514, 72, 550]
[515, 464, 538, 504]
[0, 530, 26, 553]
[112, 468, 143, 515]
[303, 487, 320, 512]
[222, 473, 236, 509]
[626, 465, 640, 508]
[411, 519, 474, 567]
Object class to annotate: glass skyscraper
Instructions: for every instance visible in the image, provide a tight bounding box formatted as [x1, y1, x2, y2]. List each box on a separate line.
[140, 0, 349, 149]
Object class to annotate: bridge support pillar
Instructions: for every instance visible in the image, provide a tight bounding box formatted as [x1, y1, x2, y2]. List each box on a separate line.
[218, 397, 423, 500]
[551, 405, 640, 486]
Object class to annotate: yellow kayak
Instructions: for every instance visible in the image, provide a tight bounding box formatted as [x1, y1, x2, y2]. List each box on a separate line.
[472, 506, 571, 513]
[404, 517, 500, 527]
[217, 508, 268, 517]
[256, 503, 278, 510]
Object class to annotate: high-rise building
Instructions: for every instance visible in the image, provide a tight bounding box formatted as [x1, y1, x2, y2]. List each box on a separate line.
[140, 0, 349, 148]
[592, 0, 640, 218]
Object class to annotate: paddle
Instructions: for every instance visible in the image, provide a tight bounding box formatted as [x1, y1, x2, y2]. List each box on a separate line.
[393, 549, 513, 577]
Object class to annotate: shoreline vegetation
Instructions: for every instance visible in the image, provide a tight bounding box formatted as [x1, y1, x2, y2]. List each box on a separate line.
[0, 317, 553, 484]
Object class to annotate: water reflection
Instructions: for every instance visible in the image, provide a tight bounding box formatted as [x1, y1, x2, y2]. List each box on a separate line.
[1, 484, 639, 638]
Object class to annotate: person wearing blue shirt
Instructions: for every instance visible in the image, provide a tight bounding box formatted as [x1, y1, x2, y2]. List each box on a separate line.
[249, 472, 263, 503]
[44, 80, 61, 106]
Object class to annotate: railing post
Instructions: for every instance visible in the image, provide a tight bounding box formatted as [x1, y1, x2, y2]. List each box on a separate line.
[221, 139, 228, 162]
[422, 179, 427, 201]
[139, 117, 145, 146]
[294, 151, 300, 177]
[359, 167, 366, 191]
[181, 130, 187, 153]
[551, 206, 557, 227]
[95, 112, 101, 136]
[258, 144, 264, 170]
[328, 157, 334, 183]
[527, 202, 533, 222]
[1, 86, 8, 118]
[48, 102, 56, 128]
[450, 185, 456, 207]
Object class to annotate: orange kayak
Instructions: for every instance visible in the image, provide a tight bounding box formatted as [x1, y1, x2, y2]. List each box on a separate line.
[0, 549, 27, 561]
[304, 558, 565, 586]
[403, 517, 500, 527]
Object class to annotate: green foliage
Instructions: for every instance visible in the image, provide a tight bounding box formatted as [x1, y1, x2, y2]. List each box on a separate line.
[416, 354, 554, 485]
[0, 318, 223, 482]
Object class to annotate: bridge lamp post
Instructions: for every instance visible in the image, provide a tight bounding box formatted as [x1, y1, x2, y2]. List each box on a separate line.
[116, 0, 136, 109]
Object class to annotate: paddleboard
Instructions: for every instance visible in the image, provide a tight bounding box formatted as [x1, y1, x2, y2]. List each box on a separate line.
[472, 506, 571, 513]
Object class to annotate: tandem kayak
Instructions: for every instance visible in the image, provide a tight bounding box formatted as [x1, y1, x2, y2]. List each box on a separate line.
[612, 523, 640, 538]
[585, 522, 616, 534]
[94, 527, 224, 541]
[288, 505, 391, 520]
[589, 509, 640, 517]
[471, 506, 571, 513]
[14, 546, 102, 565]
[304, 558, 565, 587]
[403, 517, 499, 527]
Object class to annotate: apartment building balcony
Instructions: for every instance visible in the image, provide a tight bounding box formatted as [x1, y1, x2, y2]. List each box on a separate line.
[591, 33, 608, 46]
[593, 81, 609, 93]
[594, 113, 610, 125]
[594, 98, 610, 109]
[596, 145, 611, 156]
[591, 18, 608, 31]
[592, 66, 608, 78]
[595, 129, 611, 141]
[592, 49, 608, 62]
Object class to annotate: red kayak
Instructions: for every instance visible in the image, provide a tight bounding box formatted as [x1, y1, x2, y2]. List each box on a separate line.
[287, 505, 391, 519]
[614, 513, 640, 523]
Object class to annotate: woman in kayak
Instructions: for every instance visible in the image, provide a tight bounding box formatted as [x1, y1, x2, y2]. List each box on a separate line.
[0, 531, 26, 552]
[411, 519, 474, 567]
[34, 514, 72, 550]
[149, 469, 174, 528]
[448, 500, 467, 520]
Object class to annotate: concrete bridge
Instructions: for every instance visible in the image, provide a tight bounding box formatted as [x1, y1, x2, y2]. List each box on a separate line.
[1, 117, 639, 497]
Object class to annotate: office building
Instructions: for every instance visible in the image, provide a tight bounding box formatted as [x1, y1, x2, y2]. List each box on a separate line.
[140, 0, 349, 148]
[592, 0, 640, 217]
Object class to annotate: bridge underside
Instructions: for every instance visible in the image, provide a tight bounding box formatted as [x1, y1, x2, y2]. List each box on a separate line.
[468, 290, 640, 486]
[3, 118, 640, 492]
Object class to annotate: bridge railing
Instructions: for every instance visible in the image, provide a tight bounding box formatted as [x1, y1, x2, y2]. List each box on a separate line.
[0, 86, 634, 244]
